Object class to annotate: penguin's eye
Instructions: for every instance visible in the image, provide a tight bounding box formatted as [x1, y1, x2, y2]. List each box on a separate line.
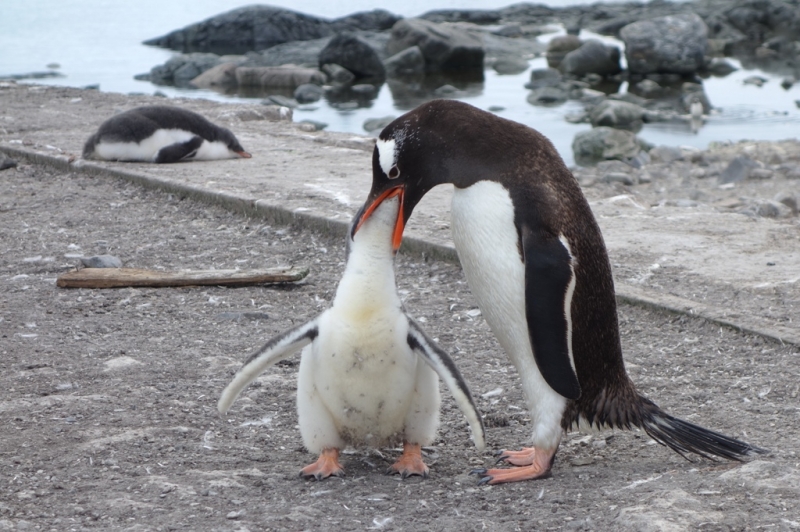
[387, 165, 400, 179]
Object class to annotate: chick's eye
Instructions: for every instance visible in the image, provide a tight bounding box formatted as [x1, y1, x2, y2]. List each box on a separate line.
[388, 165, 400, 179]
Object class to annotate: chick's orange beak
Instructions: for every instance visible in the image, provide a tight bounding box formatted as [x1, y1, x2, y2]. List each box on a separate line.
[354, 186, 405, 251]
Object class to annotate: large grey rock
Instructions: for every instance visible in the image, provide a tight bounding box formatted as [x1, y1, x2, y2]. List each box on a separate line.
[634, 78, 662, 98]
[774, 191, 798, 215]
[717, 460, 800, 493]
[235, 66, 325, 88]
[620, 13, 709, 74]
[546, 35, 582, 69]
[589, 100, 646, 130]
[384, 46, 426, 77]
[719, 155, 760, 183]
[189, 62, 239, 89]
[559, 40, 621, 76]
[145, 6, 332, 54]
[572, 127, 649, 166]
[332, 9, 400, 32]
[321, 63, 356, 85]
[144, 6, 398, 55]
[419, 9, 502, 25]
[386, 18, 484, 73]
[294, 83, 324, 103]
[144, 53, 226, 87]
[616, 490, 725, 531]
[491, 57, 529, 75]
[363, 115, 397, 134]
[319, 32, 385, 81]
[756, 200, 792, 218]
[526, 86, 568, 106]
[725, 1, 800, 45]
[525, 68, 562, 90]
[245, 37, 331, 68]
[649, 145, 684, 164]
[706, 58, 738, 76]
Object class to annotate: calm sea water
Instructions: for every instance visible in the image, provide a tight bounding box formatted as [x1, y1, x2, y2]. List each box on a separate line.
[2, 0, 798, 165]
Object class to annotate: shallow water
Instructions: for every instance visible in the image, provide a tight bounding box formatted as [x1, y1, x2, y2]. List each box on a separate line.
[2, 0, 798, 166]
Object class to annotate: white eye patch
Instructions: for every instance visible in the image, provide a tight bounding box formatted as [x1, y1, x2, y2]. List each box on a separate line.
[376, 138, 396, 177]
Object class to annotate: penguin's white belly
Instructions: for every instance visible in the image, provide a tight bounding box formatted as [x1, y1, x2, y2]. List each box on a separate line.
[303, 311, 422, 446]
[93, 129, 231, 161]
[451, 181, 566, 449]
[193, 139, 235, 160]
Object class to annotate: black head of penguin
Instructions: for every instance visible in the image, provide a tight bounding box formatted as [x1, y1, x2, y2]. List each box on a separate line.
[360, 99, 575, 235]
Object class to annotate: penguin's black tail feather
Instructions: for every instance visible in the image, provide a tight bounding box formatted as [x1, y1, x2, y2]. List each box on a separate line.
[639, 398, 769, 461]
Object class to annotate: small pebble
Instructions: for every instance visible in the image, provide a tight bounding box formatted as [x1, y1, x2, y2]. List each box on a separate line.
[603, 172, 635, 186]
[748, 168, 773, 180]
[743, 76, 767, 87]
[80, 254, 122, 268]
[774, 191, 798, 215]
[296, 120, 327, 131]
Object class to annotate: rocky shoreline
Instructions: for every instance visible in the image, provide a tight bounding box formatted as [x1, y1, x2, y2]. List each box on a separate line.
[132, 0, 800, 161]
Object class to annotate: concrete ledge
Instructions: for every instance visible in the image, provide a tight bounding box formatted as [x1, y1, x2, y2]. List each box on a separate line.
[3, 144, 797, 347]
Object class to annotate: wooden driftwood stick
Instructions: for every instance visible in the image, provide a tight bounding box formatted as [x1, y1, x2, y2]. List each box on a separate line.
[56, 266, 309, 289]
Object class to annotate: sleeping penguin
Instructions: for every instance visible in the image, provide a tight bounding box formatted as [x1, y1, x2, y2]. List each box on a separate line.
[218, 194, 485, 480]
[83, 105, 251, 163]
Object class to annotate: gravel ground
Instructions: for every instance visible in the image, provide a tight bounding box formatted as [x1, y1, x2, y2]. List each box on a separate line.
[1, 161, 799, 531]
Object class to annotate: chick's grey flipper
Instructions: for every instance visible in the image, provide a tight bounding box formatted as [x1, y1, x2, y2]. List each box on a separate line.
[407, 320, 486, 450]
[522, 225, 581, 401]
[218, 320, 319, 414]
[155, 136, 204, 163]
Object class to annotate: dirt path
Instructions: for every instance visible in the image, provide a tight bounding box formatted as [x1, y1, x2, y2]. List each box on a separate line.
[2, 161, 798, 531]
[1, 81, 799, 345]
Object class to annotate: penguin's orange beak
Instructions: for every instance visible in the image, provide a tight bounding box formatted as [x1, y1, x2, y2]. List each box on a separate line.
[237, 151, 252, 158]
[354, 186, 405, 251]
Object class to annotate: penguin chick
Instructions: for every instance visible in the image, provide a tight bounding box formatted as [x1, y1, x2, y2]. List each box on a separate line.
[83, 105, 251, 163]
[360, 99, 767, 484]
[218, 195, 485, 480]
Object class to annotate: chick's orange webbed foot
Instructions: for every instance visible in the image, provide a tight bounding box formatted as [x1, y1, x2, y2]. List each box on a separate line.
[386, 442, 429, 479]
[300, 448, 344, 480]
[472, 447, 556, 485]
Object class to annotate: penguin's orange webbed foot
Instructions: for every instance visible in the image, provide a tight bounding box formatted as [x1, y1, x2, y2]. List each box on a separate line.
[472, 447, 556, 485]
[495, 446, 537, 466]
[299, 448, 344, 480]
[386, 442, 429, 479]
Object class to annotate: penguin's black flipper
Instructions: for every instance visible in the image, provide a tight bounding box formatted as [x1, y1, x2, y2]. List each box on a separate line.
[154, 136, 204, 163]
[522, 226, 581, 400]
[218, 320, 319, 414]
[407, 320, 486, 450]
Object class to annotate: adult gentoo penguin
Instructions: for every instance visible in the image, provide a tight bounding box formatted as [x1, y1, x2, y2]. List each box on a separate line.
[359, 99, 766, 484]
[83, 106, 251, 163]
[218, 194, 485, 480]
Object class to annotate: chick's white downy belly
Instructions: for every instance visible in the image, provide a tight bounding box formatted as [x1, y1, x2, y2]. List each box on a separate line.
[451, 181, 567, 450]
[299, 311, 431, 449]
